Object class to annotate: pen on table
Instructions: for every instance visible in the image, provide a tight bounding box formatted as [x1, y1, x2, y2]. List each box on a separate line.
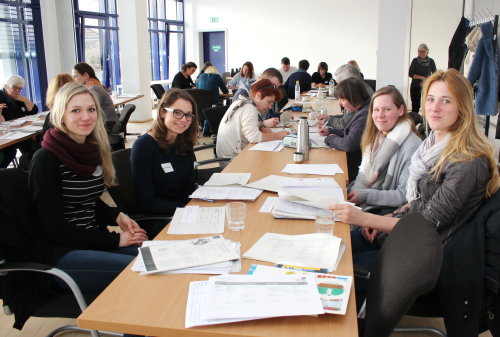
[199, 198, 216, 203]
[322, 119, 330, 129]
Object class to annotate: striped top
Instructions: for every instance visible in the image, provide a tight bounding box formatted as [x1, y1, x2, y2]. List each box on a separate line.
[60, 163, 105, 231]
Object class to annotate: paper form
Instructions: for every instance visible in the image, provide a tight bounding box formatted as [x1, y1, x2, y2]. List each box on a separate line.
[282, 163, 344, 175]
[271, 198, 334, 219]
[17, 125, 43, 133]
[243, 233, 345, 271]
[278, 177, 340, 188]
[0, 131, 29, 140]
[204, 172, 251, 186]
[167, 206, 225, 234]
[270, 127, 292, 133]
[310, 134, 328, 148]
[278, 186, 344, 209]
[259, 196, 278, 212]
[139, 235, 240, 274]
[190, 186, 263, 200]
[249, 140, 284, 152]
[201, 274, 324, 320]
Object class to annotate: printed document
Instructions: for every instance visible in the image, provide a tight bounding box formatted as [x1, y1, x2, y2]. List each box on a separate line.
[190, 186, 263, 200]
[204, 172, 251, 186]
[249, 140, 284, 152]
[139, 235, 239, 274]
[310, 134, 328, 148]
[247, 264, 353, 315]
[132, 240, 241, 275]
[201, 274, 324, 320]
[243, 233, 345, 271]
[282, 164, 343, 175]
[278, 186, 344, 209]
[271, 198, 334, 219]
[246, 175, 340, 193]
[167, 206, 225, 234]
[0, 131, 29, 140]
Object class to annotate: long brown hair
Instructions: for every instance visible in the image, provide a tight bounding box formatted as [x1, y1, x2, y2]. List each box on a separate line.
[240, 61, 254, 79]
[151, 89, 198, 155]
[46, 73, 74, 109]
[361, 86, 416, 152]
[422, 69, 500, 197]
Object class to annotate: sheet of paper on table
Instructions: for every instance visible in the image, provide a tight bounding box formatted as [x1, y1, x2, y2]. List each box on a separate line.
[0, 131, 29, 140]
[139, 235, 240, 274]
[310, 134, 328, 148]
[271, 197, 334, 219]
[249, 140, 284, 152]
[167, 205, 225, 234]
[243, 232, 345, 271]
[132, 240, 241, 275]
[246, 175, 340, 193]
[204, 172, 251, 187]
[282, 163, 343, 175]
[189, 185, 263, 200]
[17, 125, 43, 133]
[278, 186, 344, 209]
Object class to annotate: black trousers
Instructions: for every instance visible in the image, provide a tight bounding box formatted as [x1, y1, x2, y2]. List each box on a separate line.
[410, 86, 422, 113]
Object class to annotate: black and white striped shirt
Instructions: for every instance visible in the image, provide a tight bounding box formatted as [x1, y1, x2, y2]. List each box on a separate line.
[60, 164, 105, 231]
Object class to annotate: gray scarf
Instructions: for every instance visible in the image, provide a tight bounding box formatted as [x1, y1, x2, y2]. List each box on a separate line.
[406, 131, 450, 203]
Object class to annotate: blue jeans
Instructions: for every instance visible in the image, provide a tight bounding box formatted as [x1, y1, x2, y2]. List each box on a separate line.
[351, 229, 381, 293]
[54, 246, 139, 293]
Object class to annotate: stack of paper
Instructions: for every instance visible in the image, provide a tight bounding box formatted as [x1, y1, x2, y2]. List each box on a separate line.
[204, 173, 251, 187]
[185, 274, 323, 328]
[271, 198, 334, 219]
[138, 235, 240, 275]
[132, 240, 241, 275]
[247, 264, 353, 315]
[249, 140, 284, 152]
[246, 175, 340, 193]
[0, 131, 28, 140]
[282, 164, 343, 175]
[167, 206, 225, 234]
[189, 186, 262, 201]
[17, 124, 43, 133]
[243, 232, 345, 271]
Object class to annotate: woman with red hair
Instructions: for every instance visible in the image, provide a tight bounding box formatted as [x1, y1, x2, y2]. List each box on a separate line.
[216, 79, 289, 159]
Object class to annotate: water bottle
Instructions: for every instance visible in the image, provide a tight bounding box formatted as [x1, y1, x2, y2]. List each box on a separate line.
[295, 80, 301, 102]
[297, 117, 309, 161]
[328, 79, 335, 96]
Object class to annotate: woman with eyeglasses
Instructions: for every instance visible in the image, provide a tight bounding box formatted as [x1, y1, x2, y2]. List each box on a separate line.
[131, 89, 198, 223]
[0, 75, 39, 168]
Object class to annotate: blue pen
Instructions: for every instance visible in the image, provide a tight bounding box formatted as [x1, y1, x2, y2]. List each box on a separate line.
[199, 198, 216, 203]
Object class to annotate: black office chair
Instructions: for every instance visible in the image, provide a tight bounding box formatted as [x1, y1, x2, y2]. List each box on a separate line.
[108, 148, 172, 225]
[193, 145, 231, 185]
[185, 88, 214, 130]
[108, 104, 136, 151]
[0, 168, 118, 337]
[364, 79, 376, 92]
[202, 105, 229, 154]
[150, 84, 165, 101]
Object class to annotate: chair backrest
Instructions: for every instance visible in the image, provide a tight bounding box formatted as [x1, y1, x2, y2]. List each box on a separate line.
[364, 79, 376, 92]
[117, 104, 136, 134]
[150, 84, 165, 100]
[221, 72, 230, 85]
[203, 105, 229, 135]
[185, 88, 214, 114]
[108, 148, 139, 214]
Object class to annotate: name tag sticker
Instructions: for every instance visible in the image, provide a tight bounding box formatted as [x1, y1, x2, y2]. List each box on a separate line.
[161, 162, 174, 173]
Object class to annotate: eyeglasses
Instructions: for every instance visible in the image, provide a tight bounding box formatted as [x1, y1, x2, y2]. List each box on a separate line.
[162, 107, 195, 121]
[12, 86, 23, 91]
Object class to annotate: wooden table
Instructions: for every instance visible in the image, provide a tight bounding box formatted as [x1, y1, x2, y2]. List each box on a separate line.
[111, 94, 144, 107]
[78, 146, 358, 337]
[0, 116, 45, 150]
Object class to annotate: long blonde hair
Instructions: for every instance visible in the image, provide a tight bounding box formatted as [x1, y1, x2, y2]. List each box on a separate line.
[45, 73, 73, 109]
[50, 82, 116, 186]
[361, 86, 416, 152]
[422, 69, 500, 197]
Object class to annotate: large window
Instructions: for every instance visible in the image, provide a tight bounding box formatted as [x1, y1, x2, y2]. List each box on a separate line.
[148, 0, 185, 81]
[0, 0, 47, 108]
[74, 0, 120, 90]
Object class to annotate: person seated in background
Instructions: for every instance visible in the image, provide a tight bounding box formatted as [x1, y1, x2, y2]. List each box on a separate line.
[284, 59, 312, 99]
[196, 61, 213, 80]
[317, 64, 374, 130]
[260, 67, 288, 120]
[29, 82, 147, 293]
[228, 61, 256, 99]
[172, 62, 197, 89]
[330, 69, 500, 292]
[347, 60, 364, 79]
[196, 65, 229, 104]
[72, 62, 118, 132]
[348, 86, 421, 216]
[319, 78, 371, 181]
[311, 62, 333, 87]
[0, 75, 39, 168]
[216, 79, 289, 159]
[41, 73, 75, 140]
[279, 57, 297, 84]
[131, 89, 198, 234]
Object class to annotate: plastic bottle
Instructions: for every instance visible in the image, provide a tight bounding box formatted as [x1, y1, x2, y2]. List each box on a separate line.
[295, 80, 301, 102]
[297, 116, 309, 161]
[328, 79, 335, 96]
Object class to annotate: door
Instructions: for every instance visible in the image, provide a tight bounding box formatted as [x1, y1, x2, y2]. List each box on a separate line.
[203, 31, 226, 73]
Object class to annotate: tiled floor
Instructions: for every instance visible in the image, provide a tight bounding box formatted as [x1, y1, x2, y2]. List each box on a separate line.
[0, 115, 494, 337]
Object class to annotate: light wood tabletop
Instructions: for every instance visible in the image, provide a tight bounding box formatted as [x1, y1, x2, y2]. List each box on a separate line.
[111, 94, 144, 107]
[78, 145, 358, 337]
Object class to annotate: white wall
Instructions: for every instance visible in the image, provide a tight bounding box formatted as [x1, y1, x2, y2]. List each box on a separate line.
[185, 0, 380, 79]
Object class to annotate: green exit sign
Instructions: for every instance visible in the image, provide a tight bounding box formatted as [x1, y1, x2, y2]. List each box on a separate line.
[210, 17, 219, 23]
[212, 45, 221, 52]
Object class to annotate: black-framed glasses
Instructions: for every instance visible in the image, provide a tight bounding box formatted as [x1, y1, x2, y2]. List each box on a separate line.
[162, 107, 195, 121]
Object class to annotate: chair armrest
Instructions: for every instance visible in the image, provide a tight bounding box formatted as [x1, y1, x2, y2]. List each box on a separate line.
[131, 214, 172, 223]
[194, 144, 216, 152]
[195, 158, 231, 167]
[0, 262, 89, 312]
[354, 264, 371, 280]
